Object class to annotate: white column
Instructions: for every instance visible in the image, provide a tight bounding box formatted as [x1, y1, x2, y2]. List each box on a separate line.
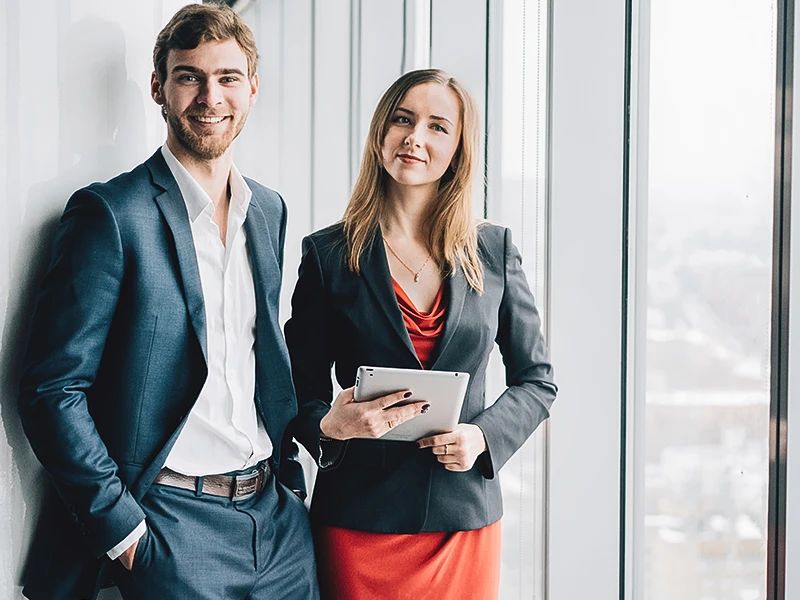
[547, 0, 628, 598]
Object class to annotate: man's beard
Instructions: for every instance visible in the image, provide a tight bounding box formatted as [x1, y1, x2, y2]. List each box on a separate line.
[163, 103, 248, 161]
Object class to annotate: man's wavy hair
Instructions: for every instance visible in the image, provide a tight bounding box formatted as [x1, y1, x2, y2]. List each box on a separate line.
[153, 2, 259, 84]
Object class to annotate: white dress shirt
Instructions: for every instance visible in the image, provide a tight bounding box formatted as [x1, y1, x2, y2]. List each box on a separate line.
[107, 144, 273, 560]
[161, 143, 273, 474]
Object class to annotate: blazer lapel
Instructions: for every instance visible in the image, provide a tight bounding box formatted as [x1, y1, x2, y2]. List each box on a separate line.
[243, 196, 285, 432]
[360, 231, 421, 366]
[243, 197, 280, 344]
[147, 151, 208, 363]
[429, 260, 468, 370]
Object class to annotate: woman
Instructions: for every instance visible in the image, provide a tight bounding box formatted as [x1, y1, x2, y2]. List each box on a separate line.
[285, 69, 556, 600]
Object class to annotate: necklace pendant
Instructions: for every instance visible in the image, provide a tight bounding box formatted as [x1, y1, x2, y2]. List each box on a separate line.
[414, 273, 420, 283]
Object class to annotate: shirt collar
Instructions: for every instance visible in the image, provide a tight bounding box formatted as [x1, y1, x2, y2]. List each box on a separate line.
[160, 143, 252, 223]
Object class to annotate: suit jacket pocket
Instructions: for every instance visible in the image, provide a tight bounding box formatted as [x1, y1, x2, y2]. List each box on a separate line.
[131, 314, 158, 464]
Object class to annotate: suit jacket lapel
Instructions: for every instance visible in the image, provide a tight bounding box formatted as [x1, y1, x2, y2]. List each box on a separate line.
[429, 260, 468, 370]
[360, 231, 421, 366]
[147, 151, 208, 364]
[243, 196, 283, 434]
[243, 196, 280, 354]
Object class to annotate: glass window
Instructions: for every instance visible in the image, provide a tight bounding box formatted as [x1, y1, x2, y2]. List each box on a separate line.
[637, 1, 776, 598]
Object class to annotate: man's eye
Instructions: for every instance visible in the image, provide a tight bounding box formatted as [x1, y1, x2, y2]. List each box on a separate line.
[221, 77, 239, 83]
[179, 75, 198, 82]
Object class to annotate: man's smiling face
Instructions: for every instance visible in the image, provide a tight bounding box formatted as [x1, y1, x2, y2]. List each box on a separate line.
[152, 38, 258, 161]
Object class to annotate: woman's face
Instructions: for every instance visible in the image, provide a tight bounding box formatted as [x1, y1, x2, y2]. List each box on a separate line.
[381, 82, 462, 191]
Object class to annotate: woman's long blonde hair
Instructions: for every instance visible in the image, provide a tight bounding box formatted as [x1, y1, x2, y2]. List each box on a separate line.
[341, 69, 483, 292]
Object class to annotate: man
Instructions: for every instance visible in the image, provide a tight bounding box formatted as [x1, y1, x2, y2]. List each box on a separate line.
[18, 4, 319, 599]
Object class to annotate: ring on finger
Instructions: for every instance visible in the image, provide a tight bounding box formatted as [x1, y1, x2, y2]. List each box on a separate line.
[387, 420, 395, 429]
[444, 443, 449, 455]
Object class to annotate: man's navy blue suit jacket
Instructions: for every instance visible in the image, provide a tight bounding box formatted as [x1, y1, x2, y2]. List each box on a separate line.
[17, 149, 303, 600]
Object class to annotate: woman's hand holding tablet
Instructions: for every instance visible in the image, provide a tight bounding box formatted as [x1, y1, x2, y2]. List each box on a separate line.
[319, 386, 430, 441]
[348, 366, 470, 442]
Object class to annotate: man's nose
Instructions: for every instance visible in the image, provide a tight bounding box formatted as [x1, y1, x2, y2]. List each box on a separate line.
[196, 80, 224, 106]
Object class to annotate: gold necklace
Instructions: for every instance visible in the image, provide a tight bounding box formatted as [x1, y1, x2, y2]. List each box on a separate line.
[383, 237, 431, 283]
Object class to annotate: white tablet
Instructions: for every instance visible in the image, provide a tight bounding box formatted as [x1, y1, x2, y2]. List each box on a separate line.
[353, 366, 470, 442]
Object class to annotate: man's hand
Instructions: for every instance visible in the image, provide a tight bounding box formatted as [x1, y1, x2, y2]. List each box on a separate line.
[319, 387, 429, 440]
[117, 538, 139, 571]
[418, 424, 488, 472]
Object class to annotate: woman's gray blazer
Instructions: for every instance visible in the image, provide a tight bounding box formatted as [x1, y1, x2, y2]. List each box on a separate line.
[285, 221, 557, 533]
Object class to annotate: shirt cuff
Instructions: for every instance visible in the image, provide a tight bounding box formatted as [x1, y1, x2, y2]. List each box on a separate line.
[106, 519, 146, 560]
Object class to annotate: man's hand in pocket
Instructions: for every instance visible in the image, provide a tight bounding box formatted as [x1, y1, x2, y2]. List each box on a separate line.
[118, 538, 139, 571]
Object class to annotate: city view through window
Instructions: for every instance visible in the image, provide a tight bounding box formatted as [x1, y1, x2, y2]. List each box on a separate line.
[643, 1, 776, 598]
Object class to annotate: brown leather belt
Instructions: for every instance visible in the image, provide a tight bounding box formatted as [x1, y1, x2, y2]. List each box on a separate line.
[153, 462, 271, 501]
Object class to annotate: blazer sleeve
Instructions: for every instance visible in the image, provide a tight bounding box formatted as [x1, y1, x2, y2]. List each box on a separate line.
[284, 236, 346, 469]
[273, 195, 308, 495]
[18, 189, 145, 558]
[470, 227, 557, 478]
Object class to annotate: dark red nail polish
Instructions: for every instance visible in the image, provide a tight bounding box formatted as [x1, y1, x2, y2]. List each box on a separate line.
[403, 391, 413, 398]
[421, 404, 430, 414]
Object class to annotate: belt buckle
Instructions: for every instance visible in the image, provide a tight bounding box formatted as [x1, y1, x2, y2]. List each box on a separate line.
[232, 470, 260, 501]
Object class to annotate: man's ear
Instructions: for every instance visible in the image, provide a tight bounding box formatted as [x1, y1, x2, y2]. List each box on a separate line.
[249, 73, 259, 107]
[151, 72, 165, 106]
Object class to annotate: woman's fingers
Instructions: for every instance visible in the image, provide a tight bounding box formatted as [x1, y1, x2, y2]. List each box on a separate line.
[418, 432, 460, 455]
[375, 389, 413, 409]
[324, 388, 431, 439]
[380, 401, 429, 433]
[444, 463, 470, 472]
[419, 424, 486, 471]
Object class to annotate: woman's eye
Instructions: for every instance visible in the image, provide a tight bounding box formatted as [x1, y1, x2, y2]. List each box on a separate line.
[392, 115, 411, 124]
[431, 124, 448, 133]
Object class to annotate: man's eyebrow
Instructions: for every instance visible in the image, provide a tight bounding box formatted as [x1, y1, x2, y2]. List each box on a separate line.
[171, 65, 246, 76]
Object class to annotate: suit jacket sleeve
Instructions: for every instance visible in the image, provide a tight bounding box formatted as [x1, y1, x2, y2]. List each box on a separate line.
[18, 189, 145, 558]
[471, 227, 557, 478]
[273, 193, 308, 494]
[284, 236, 345, 468]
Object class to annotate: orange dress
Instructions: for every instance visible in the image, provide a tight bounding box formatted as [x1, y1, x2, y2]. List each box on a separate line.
[314, 279, 502, 600]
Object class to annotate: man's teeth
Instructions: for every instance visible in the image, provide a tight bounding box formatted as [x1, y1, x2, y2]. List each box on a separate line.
[194, 116, 225, 123]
